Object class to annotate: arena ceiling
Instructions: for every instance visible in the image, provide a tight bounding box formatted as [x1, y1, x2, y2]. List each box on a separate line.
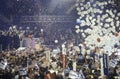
[0, 0, 119, 30]
[0, 0, 77, 24]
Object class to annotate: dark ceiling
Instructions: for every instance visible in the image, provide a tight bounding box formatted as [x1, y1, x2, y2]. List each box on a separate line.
[0, 0, 120, 29]
[0, 0, 76, 24]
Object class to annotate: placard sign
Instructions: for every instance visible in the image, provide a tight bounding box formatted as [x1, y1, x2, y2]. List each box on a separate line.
[103, 54, 109, 76]
[62, 54, 66, 69]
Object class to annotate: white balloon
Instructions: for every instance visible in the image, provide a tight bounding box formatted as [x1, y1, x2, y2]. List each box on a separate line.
[100, 23, 103, 26]
[87, 22, 91, 26]
[76, 7, 80, 11]
[81, 7, 84, 10]
[101, 16, 105, 21]
[104, 24, 110, 28]
[111, 28, 116, 32]
[96, 1, 100, 5]
[41, 29, 43, 32]
[106, 9, 109, 13]
[111, 14, 115, 18]
[81, 29, 84, 32]
[99, 10, 103, 14]
[97, 15, 100, 18]
[105, 14, 109, 18]
[75, 29, 80, 33]
[93, 4, 96, 7]
[104, 2, 108, 5]
[105, 18, 112, 22]
[116, 21, 119, 27]
[86, 2, 91, 8]
[26, 27, 30, 30]
[81, 14, 85, 17]
[76, 19, 81, 23]
[83, 11, 88, 15]
[13, 25, 16, 29]
[62, 44, 65, 48]
[99, 33, 103, 36]
[54, 40, 58, 44]
[110, 22, 114, 26]
[82, 33, 86, 38]
[117, 13, 120, 16]
[115, 17, 119, 20]
[91, 13, 95, 17]
[113, 10, 117, 13]
[89, 16, 92, 20]
[75, 3, 79, 7]
[101, 6, 104, 9]
[77, 12, 81, 15]
[108, 1, 111, 4]
[80, 22, 86, 26]
[75, 25, 80, 29]
[80, 3, 83, 6]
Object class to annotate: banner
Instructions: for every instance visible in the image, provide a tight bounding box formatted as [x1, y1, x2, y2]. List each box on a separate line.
[109, 59, 118, 68]
[62, 45, 66, 69]
[62, 54, 66, 69]
[103, 54, 109, 76]
[62, 47, 66, 55]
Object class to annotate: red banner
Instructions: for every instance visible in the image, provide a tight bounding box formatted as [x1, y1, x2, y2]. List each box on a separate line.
[62, 54, 66, 69]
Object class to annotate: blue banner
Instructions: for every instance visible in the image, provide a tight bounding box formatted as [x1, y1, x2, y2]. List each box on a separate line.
[103, 54, 109, 76]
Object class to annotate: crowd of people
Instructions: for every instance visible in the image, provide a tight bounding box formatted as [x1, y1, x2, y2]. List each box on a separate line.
[0, 43, 120, 79]
[0, 24, 75, 50]
[0, 31, 20, 51]
[0, 27, 120, 79]
[0, 47, 64, 79]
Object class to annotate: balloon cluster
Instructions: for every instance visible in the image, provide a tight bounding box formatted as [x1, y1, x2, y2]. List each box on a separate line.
[75, 0, 120, 52]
